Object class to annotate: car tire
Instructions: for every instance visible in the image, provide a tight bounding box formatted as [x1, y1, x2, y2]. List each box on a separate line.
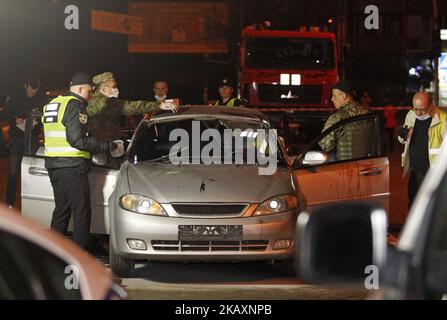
[109, 239, 135, 278]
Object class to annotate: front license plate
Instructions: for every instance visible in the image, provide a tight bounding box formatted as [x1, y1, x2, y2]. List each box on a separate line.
[178, 225, 242, 241]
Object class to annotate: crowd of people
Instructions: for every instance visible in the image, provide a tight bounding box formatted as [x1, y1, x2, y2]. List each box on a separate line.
[0, 72, 243, 250]
[1, 72, 445, 252]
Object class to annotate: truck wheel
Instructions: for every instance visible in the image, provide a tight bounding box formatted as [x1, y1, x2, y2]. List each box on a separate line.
[109, 239, 135, 278]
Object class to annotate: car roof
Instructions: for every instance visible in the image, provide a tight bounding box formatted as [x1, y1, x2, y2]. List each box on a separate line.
[150, 105, 269, 122]
[0, 205, 113, 299]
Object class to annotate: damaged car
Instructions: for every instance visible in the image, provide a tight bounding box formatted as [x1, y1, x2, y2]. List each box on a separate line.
[22, 106, 389, 277]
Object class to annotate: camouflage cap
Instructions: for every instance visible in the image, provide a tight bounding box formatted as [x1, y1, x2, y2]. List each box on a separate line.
[92, 72, 115, 85]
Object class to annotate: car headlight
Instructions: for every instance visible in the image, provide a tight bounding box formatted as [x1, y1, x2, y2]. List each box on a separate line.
[119, 194, 167, 216]
[253, 195, 297, 216]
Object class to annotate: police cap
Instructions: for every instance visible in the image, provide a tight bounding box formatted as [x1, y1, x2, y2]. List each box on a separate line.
[218, 78, 233, 88]
[69, 73, 92, 86]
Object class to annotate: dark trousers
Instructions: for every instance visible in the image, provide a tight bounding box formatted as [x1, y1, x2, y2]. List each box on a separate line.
[408, 169, 427, 208]
[385, 127, 395, 153]
[6, 138, 24, 206]
[48, 165, 92, 249]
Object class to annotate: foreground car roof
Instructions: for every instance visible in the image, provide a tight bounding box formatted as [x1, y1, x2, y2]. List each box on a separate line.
[0, 205, 114, 300]
[150, 105, 269, 122]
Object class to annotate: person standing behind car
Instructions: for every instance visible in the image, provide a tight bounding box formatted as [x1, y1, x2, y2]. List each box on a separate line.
[4, 75, 47, 209]
[42, 73, 120, 250]
[318, 80, 369, 160]
[383, 100, 397, 153]
[214, 79, 241, 107]
[153, 80, 169, 102]
[398, 91, 447, 208]
[87, 72, 177, 142]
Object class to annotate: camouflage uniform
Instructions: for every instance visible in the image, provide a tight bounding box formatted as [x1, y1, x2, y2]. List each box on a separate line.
[318, 101, 369, 153]
[87, 72, 160, 141]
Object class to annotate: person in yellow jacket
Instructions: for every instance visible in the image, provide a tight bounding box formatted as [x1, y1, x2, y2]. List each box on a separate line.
[398, 91, 447, 207]
[214, 78, 241, 107]
[42, 73, 119, 250]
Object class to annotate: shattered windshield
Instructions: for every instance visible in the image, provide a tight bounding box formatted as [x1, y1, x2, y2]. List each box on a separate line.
[246, 37, 335, 70]
[128, 117, 280, 165]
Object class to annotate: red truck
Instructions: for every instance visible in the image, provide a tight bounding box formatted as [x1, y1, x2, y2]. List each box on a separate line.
[239, 25, 338, 111]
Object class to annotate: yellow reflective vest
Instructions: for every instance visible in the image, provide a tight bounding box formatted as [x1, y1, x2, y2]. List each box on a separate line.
[399, 108, 447, 176]
[42, 96, 90, 159]
[214, 98, 238, 107]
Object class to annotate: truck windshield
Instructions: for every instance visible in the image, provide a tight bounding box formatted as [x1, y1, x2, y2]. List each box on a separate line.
[246, 37, 335, 70]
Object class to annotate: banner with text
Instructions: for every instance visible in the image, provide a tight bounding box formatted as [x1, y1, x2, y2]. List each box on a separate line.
[91, 9, 143, 35]
[128, 2, 229, 54]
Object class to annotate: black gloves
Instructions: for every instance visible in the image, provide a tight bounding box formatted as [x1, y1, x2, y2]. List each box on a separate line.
[108, 141, 118, 151]
[398, 126, 409, 141]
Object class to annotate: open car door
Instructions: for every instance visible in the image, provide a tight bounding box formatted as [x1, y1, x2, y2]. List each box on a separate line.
[20, 110, 121, 235]
[291, 113, 389, 212]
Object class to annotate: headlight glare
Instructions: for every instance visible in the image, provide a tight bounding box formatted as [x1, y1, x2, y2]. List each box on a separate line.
[253, 195, 297, 216]
[119, 194, 167, 216]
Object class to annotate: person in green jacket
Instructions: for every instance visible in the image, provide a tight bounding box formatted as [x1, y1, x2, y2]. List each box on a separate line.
[87, 72, 177, 141]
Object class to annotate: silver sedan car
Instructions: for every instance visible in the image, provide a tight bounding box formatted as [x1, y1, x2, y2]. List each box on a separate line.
[22, 106, 389, 278]
[108, 106, 304, 276]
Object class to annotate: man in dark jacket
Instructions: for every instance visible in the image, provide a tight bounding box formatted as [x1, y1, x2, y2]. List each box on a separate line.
[4, 75, 47, 208]
[42, 73, 119, 249]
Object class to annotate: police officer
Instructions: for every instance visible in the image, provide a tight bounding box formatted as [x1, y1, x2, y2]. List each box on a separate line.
[87, 72, 177, 141]
[42, 73, 119, 249]
[214, 79, 241, 107]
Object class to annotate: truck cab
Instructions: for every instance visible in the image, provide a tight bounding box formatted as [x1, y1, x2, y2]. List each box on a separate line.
[240, 25, 338, 111]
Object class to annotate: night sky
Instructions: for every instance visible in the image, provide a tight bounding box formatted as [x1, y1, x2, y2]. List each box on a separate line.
[0, 0, 238, 103]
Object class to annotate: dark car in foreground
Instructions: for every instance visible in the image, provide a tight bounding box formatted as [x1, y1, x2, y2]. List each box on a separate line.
[297, 139, 447, 299]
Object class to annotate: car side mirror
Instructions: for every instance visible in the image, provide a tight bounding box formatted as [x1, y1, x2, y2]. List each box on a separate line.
[92, 153, 107, 166]
[302, 150, 328, 166]
[296, 202, 388, 285]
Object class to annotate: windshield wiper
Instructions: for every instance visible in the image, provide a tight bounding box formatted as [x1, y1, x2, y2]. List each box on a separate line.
[147, 154, 172, 163]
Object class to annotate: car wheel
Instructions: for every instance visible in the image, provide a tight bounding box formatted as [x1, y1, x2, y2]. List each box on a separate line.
[109, 239, 135, 278]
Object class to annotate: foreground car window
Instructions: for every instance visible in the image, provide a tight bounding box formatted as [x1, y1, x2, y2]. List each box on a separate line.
[128, 118, 280, 164]
[0, 229, 82, 300]
[425, 171, 447, 297]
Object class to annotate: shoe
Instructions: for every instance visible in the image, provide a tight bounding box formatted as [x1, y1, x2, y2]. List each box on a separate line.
[7, 205, 13, 209]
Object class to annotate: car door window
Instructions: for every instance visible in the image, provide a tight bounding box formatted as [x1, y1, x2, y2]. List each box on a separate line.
[272, 112, 329, 156]
[424, 170, 447, 297]
[293, 113, 383, 168]
[0, 229, 82, 300]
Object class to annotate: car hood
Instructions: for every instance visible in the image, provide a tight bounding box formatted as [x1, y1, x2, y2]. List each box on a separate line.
[126, 163, 291, 203]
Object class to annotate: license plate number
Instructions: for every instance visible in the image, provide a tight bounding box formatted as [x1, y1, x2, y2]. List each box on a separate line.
[178, 225, 242, 241]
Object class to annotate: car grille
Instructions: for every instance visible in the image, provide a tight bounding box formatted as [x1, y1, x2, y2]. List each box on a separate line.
[151, 240, 269, 252]
[257, 84, 322, 104]
[172, 204, 247, 216]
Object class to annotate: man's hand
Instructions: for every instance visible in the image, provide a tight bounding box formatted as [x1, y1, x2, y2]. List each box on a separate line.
[110, 140, 125, 158]
[159, 101, 178, 113]
[398, 126, 409, 141]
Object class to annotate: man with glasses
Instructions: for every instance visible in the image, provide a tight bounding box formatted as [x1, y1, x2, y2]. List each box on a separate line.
[398, 91, 447, 207]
